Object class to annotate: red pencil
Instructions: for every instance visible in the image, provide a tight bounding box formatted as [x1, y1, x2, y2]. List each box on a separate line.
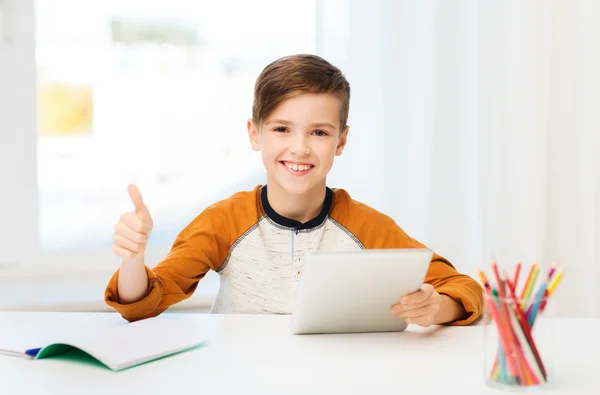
[485, 288, 522, 383]
[491, 262, 506, 298]
[513, 261, 522, 290]
[490, 263, 527, 384]
[503, 270, 542, 384]
[505, 277, 548, 381]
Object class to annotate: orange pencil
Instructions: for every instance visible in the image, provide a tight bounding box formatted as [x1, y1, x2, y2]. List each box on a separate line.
[478, 269, 489, 288]
[520, 263, 538, 299]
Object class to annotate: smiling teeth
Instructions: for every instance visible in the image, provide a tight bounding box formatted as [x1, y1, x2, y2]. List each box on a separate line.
[285, 162, 311, 171]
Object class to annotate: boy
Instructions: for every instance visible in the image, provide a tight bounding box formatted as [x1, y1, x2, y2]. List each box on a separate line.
[105, 54, 483, 327]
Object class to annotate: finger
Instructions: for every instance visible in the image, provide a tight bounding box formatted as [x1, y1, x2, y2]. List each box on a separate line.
[400, 290, 428, 305]
[128, 184, 149, 215]
[112, 244, 136, 259]
[114, 234, 141, 253]
[120, 213, 151, 235]
[394, 303, 439, 319]
[115, 221, 147, 245]
[400, 283, 434, 305]
[391, 298, 432, 314]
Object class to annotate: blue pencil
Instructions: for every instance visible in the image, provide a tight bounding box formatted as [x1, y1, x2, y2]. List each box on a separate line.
[527, 282, 547, 328]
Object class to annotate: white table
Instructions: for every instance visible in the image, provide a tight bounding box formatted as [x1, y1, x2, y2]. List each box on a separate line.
[0, 312, 597, 395]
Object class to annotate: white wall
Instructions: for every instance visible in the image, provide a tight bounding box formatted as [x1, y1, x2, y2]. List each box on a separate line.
[320, 0, 387, 214]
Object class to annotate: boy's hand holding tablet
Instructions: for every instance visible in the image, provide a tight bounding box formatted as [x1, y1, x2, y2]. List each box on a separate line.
[393, 284, 468, 327]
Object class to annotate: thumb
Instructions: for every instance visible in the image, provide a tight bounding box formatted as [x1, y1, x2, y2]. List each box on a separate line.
[128, 184, 149, 216]
[401, 283, 432, 304]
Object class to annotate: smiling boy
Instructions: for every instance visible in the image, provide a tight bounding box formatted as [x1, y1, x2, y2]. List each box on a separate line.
[105, 54, 483, 326]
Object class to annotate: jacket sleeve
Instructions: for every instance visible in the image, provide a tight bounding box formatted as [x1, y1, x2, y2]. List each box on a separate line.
[419, 254, 484, 326]
[104, 205, 231, 322]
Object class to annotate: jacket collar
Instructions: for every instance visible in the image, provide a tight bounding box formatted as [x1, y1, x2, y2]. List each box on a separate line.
[260, 185, 333, 230]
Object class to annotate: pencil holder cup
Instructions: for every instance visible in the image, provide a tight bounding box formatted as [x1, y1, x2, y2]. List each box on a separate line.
[482, 293, 555, 391]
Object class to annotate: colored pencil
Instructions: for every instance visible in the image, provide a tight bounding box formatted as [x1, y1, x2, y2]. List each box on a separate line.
[504, 295, 542, 385]
[520, 263, 538, 300]
[546, 263, 557, 283]
[480, 268, 507, 382]
[547, 271, 563, 295]
[525, 265, 557, 321]
[485, 288, 522, 384]
[489, 263, 529, 384]
[481, 261, 564, 386]
[540, 271, 564, 312]
[527, 281, 548, 327]
[481, 267, 519, 385]
[505, 277, 547, 381]
[521, 264, 539, 309]
[487, 266, 522, 384]
[503, 270, 541, 385]
[513, 260, 522, 290]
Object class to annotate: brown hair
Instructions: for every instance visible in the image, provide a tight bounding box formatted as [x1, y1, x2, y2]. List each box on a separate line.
[252, 54, 351, 130]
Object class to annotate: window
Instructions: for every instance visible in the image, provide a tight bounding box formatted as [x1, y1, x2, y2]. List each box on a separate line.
[0, 0, 317, 309]
[35, 0, 316, 253]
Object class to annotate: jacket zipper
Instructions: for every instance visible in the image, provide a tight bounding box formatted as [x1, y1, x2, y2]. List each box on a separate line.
[291, 228, 298, 279]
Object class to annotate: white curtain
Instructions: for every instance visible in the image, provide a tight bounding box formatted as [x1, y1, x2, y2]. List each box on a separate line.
[322, 0, 599, 317]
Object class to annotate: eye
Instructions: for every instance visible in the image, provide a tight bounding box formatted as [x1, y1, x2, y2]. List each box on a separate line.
[274, 127, 288, 133]
[313, 130, 329, 136]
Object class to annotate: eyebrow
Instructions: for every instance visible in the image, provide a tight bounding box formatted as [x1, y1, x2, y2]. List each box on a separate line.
[267, 119, 337, 129]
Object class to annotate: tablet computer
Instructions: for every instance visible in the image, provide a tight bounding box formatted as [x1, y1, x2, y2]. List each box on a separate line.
[290, 248, 433, 334]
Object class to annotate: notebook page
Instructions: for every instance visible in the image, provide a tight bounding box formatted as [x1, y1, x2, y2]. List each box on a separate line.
[41, 316, 209, 371]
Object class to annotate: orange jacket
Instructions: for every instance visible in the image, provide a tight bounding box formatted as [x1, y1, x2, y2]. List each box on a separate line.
[105, 185, 483, 324]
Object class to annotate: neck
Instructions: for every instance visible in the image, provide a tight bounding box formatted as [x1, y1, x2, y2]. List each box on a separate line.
[265, 182, 326, 224]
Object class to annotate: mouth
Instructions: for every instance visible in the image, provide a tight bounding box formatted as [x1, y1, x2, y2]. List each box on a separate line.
[279, 161, 314, 174]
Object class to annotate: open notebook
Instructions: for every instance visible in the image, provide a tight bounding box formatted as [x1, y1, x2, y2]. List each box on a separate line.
[0, 316, 209, 371]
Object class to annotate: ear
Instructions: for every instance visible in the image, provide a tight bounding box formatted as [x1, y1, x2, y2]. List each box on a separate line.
[335, 125, 349, 156]
[247, 118, 261, 151]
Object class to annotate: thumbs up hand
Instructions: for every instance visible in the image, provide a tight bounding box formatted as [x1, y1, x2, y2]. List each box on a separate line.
[112, 184, 154, 259]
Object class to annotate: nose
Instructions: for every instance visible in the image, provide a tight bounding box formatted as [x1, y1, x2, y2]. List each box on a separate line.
[289, 134, 310, 156]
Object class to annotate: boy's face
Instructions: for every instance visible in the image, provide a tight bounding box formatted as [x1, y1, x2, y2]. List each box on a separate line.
[247, 93, 349, 197]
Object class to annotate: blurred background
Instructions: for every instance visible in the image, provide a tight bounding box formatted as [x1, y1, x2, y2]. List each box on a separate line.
[0, 0, 598, 316]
